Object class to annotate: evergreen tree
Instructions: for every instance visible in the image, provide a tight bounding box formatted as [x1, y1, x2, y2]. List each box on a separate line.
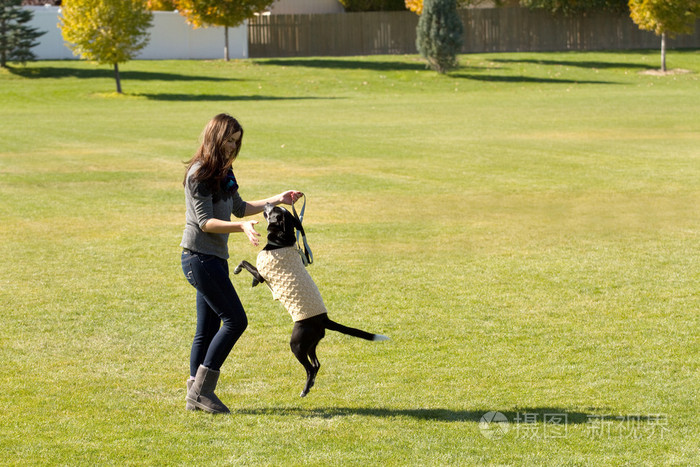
[0, 0, 45, 67]
[416, 0, 464, 73]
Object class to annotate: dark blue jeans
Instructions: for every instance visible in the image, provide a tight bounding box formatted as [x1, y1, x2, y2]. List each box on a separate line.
[181, 250, 248, 376]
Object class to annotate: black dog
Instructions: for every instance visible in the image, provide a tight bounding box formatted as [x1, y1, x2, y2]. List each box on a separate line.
[234, 203, 388, 397]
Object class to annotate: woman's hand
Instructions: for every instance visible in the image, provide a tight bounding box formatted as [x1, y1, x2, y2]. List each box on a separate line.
[241, 220, 261, 246]
[243, 191, 305, 217]
[201, 219, 261, 245]
[279, 190, 303, 205]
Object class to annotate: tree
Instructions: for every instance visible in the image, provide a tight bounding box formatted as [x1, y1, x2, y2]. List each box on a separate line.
[339, 0, 406, 12]
[406, 0, 511, 16]
[60, 0, 152, 93]
[520, 0, 628, 15]
[409, 0, 630, 17]
[146, 0, 176, 10]
[174, 0, 274, 61]
[416, 0, 464, 73]
[406, 0, 424, 15]
[629, 0, 700, 72]
[0, 0, 45, 67]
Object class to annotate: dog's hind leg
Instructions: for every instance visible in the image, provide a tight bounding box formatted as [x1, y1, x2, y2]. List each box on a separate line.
[308, 342, 320, 374]
[290, 323, 324, 397]
[233, 260, 265, 287]
[290, 340, 316, 397]
[305, 341, 321, 393]
[298, 338, 323, 398]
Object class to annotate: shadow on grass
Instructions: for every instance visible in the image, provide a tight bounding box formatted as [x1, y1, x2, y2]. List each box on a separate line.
[489, 58, 657, 71]
[450, 73, 618, 85]
[237, 406, 631, 424]
[7, 66, 235, 82]
[133, 93, 339, 101]
[257, 58, 498, 74]
[256, 58, 428, 72]
[253, 58, 619, 84]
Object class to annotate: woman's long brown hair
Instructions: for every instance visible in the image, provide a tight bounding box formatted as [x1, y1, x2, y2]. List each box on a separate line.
[183, 113, 244, 192]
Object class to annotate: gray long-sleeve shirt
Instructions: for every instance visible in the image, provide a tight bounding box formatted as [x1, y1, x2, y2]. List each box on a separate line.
[180, 163, 247, 259]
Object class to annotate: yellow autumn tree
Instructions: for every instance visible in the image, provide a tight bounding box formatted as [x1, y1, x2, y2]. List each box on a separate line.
[146, 0, 177, 10]
[174, 0, 274, 60]
[406, 0, 424, 14]
[629, 0, 700, 71]
[60, 0, 152, 93]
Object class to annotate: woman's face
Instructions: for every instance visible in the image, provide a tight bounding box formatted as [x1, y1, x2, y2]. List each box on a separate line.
[223, 130, 242, 162]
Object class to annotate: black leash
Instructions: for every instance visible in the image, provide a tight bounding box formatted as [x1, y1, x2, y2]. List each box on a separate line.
[291, 194, 313, 266]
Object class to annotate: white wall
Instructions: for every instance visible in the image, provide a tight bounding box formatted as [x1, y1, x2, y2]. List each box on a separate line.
[139, 10, 247, 60]
[28, 6, 73, 59]
[26, 6, 247, 60]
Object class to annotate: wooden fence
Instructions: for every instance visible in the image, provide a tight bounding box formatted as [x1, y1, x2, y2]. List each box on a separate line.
[248, 7, 700, 58]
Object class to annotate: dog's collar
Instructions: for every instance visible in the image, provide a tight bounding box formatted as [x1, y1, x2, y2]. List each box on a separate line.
[266, 237, 289, 249]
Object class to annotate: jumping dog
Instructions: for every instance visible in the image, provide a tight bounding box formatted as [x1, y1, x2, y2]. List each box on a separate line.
[234, 203, 388, 397]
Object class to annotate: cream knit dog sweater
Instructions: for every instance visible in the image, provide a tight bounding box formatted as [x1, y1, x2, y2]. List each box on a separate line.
[256, 247, 327, 322]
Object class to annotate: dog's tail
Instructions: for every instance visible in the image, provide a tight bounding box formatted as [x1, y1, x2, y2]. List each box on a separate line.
[325, 318, 389, 341]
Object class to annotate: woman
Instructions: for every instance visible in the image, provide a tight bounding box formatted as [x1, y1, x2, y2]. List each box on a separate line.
[181, 113, 301, 413]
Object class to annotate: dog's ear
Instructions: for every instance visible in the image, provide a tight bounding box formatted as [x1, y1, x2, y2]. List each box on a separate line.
[263, 203, 275, 220]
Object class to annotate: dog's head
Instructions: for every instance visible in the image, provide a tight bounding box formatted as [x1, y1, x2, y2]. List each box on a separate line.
[263, 203, 303, 246]
[263, 203, 287, 231]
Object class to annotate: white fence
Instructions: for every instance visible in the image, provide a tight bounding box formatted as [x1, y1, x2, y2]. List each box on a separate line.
[27, 6, 247, 60]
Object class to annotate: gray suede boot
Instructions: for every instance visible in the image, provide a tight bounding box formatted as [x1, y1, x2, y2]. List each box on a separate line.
[186, 365, 230, 414]
[186, 379, 199, 411]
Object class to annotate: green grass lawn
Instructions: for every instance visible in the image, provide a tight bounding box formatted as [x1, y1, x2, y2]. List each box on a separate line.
[1, 50, 698, 465]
